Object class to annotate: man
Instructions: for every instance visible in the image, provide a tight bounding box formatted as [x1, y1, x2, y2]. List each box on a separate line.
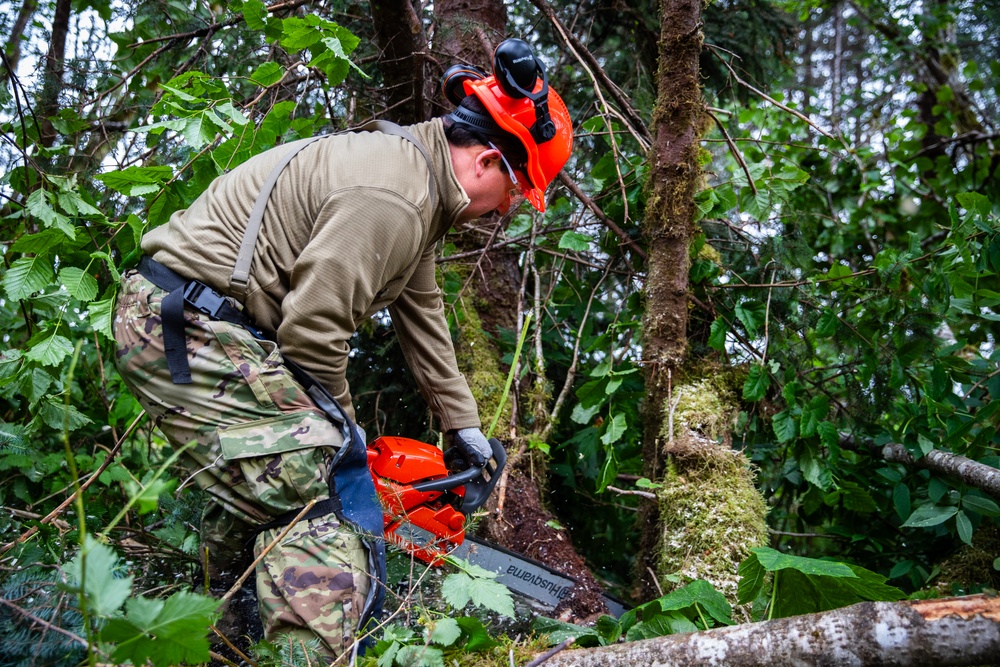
[113, 39, 572, 659]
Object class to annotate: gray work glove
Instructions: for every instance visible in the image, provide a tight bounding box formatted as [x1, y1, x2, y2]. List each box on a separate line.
[445, 428, 492, 471]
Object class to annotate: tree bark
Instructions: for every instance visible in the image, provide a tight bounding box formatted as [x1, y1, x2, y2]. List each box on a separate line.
[636, 0, 704, 600]
[370, 0, 426, 124]
[38, 0, 72, 148]
[544, 594, 1000, 667]
[2, 0, 38, 80]
[876, 443, 1000, 500]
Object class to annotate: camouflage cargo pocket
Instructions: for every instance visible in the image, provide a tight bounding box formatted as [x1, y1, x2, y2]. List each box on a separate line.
[217, 411, 343, 515]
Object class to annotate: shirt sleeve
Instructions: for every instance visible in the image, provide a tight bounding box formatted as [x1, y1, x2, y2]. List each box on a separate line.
[388, 246, 482, 432]
[276, 187, 423, 420]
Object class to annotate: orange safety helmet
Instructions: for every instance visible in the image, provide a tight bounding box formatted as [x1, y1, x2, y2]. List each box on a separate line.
[441, 39, 573, 212]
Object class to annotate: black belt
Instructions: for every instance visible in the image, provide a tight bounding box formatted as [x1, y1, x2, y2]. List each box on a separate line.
[137, 256, 259, 384]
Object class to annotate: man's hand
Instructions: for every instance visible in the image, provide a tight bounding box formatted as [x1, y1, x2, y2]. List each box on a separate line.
[445, 428, 492, 471]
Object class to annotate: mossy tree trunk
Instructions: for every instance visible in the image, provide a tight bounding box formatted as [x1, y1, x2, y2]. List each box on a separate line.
[637, 0, 768, 602]
[636, 0, 705, 600]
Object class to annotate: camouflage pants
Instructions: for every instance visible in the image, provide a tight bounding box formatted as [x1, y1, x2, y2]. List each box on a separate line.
[113, 270, 371, 659]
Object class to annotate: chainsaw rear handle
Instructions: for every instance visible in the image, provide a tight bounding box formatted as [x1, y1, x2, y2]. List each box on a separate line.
[410, 438, 506, 513]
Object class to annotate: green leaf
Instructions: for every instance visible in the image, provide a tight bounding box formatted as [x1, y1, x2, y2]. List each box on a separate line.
[772, 410, 797, 443]
[656, 579, 733, 626]
[893, 483, 911, 521]
[531, 617, 600, 648]
[242, 0, 267, 29]
[65, 535, 133, 617]
[26, 190, 74, 238]
[734, 301, 765, 338]
[955, 510, 973, 546]
[815, 309, 839, 337]
[597, 449, 618, 493]
[625, 611, 698, 641]
[751, 547, 856, 578]
[280, 16, 324, 50]
[708, 318, 727, 351]
[37, 399, 93, 432]
[839, 479, 878, 514]
[454, 617, 500, 652]
[428, 617, 461, 646]
[58, 266, 99, 301]
[250, 61, 284, 87]
[737, 552, 767, 605]
[901, 503, 958, 528]
[25, 334, 74, 367]
[3, 256, 55, 301]
[124, 477, 177, 515]
[441, 572, 514, 618]
[961, 495, 1000, 517]
[742, 363, 770, 401]
[89, 297, 116, 340]
[103, 591, 219, 667]
[600, 412, 627, 445]
[394, 646, 443, 667]
[816, 421, 839, 448]
[96, 166, 173, 196]
[558, 231, 591, 251]
[742, 548, 903, 618]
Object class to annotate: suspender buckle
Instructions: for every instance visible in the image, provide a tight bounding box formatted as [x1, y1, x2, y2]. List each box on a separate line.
[182, 281, 229, 319]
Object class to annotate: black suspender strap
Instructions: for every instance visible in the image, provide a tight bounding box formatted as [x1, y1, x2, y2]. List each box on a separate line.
[228, 121, 437, 302]
[137, 256, 258, 384]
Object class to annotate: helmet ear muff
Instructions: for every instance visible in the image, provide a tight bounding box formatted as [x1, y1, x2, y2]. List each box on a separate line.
[492, 38, 556, 143]
[493, 39, 541, 100]
[441, 64, 489, 106]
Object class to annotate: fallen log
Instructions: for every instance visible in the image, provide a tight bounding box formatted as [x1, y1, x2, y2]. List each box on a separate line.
[544, 594, 1000, 667]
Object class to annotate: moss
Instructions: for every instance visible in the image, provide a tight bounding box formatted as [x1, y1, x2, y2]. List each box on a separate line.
[661, 378, 737, 444]
[452, 299, 511, 430]
[655, 433, 769, 604]
[932, 524, 1000, 596]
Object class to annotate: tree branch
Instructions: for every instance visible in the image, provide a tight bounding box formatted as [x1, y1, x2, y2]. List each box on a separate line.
[546, 595, 1000, 667]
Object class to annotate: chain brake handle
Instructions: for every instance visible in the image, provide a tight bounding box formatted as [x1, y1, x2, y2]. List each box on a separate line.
[409, 438, 506, 514]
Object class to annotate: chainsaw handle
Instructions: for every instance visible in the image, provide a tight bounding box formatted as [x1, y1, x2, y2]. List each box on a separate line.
[409, 438, 507, 505]
[410, 465, 482, 493]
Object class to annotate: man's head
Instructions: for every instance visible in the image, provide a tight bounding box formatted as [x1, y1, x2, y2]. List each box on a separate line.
[441, 39, 573, 214]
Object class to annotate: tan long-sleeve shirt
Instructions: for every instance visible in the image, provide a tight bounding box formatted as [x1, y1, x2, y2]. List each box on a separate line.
[142, 119, 480, 431]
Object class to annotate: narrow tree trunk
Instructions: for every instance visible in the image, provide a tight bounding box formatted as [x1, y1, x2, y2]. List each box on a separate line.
[636, 0, 705, 600]
[370, 0, 426, 124]
[545, 595, 1000, 667]
[2, 0, 38, 80]
[38, 0, 72, 148]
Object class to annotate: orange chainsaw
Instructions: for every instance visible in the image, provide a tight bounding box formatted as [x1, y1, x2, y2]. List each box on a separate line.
[366, 435, 506, 564]
[365, 434, 628, 616]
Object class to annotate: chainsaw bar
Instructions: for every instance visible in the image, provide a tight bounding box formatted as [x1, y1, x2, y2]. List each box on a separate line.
[391, 523, 627, 617]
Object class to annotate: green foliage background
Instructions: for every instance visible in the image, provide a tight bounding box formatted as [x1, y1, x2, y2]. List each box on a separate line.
[0, 0, 998, 662]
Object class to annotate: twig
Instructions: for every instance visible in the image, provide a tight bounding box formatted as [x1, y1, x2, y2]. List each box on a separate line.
[528, 0, 650, 148]
[706, 44, 836, 141]
[524, 638, 575, 667]
[706, 107, 756, 195]
[647, 567, 664, 597]
[221, 498, 318, 602]
[0, 597, 88, 646]
[605, 485, 657, 500]
[541, 260, 613, 441]
[558, 172, 646, 260]
[209, 626, 260, 667]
